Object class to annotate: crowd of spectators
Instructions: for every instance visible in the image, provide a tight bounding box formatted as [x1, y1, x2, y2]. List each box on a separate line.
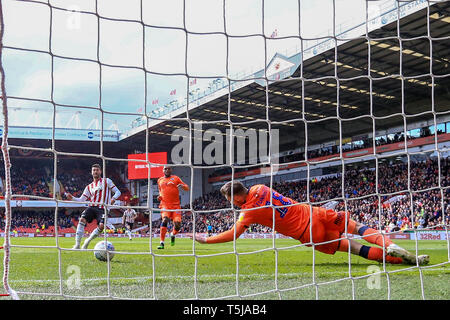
[209, 123, 447, 179]
[0, 209, 78, 233]
[0, 141, 448, 236]
[56, 170, 92, 198]
[0, 159, 129, 200]
[1, 156, 447, 236]
[0, 159, 131, 234]
[9, 165, 51, 198]
[154, 156, 449, 235]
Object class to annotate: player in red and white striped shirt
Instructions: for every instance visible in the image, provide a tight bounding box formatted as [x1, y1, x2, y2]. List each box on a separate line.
[122, 204, 138, 240]
[65, 164, 121, 249]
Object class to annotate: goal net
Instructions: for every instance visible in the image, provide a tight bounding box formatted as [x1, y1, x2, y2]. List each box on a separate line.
[0, 0, 449, 300]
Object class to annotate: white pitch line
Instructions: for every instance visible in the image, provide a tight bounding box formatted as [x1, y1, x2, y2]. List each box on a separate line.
[7, 268, 449, 284]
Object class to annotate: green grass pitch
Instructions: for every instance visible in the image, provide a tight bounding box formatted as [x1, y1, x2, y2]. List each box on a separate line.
[0, 237, 448, 300]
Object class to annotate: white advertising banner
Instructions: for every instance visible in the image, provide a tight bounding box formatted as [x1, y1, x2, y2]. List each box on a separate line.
[0, 126, 119, 142]
[410, 231, 449, 241]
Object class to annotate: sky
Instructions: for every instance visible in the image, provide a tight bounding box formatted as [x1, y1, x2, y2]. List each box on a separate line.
[0, 0, 392, 135]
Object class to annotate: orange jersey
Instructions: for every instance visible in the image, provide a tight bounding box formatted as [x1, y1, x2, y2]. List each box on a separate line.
[206, 185, 318, 243]
[239, 184, 312, 239]
[157, 175, 187, 206]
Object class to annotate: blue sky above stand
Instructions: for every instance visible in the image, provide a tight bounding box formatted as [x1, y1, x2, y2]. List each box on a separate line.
[1, 0, 387, 134]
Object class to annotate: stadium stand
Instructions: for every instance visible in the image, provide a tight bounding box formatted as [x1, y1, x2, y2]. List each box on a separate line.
[0, 209, 77, 234]
[0, 157, 132, 234]
[0, 132, 447, 236]
[150, 156, 449, 235]
[209, 123, 448, 179]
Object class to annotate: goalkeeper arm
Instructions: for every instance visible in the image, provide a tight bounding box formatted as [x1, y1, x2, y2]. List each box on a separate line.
[193, 222, 247, 244]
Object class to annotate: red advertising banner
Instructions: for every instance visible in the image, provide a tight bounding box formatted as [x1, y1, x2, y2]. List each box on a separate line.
[387, 233, 411, 240]
[128, 152, 167, 180]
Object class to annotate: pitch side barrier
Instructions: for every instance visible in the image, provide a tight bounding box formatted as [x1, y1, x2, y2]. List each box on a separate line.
[1, 231, 447, 241]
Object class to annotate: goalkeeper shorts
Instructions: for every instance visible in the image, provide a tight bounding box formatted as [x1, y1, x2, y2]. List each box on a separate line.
[299, 208, 351, 255]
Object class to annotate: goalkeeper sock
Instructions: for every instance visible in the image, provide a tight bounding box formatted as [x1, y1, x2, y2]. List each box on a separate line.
[360, 245, 403, 264]
[358, 226, 393, 248]
[160, 226, 167, 242]
[75, 222, 86, 246]
[84, 228, 101, 247]
[88, 227, 101, 241]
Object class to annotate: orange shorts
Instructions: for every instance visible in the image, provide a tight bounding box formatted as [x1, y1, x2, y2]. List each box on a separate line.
[299, 208, 351, 255]
[160, 204, 182, 223]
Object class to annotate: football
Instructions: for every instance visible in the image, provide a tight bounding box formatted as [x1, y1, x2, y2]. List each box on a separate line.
[93, 241, 115, 262]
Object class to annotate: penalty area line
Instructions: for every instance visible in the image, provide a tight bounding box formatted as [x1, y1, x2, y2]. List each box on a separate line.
[7, 268, 449, 284]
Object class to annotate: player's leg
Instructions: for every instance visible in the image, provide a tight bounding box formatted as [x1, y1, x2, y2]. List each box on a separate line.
[73, 210, 90, 249]
[320, 209, 388, 246]
[82, 209, 104, 249]
[326, 210, 429, 265]
[82, 222, 103, 249]
[123, 223, 131, 239]
[313, 227, 403, 264]
[171, 219, 182, 246]
[170, 207, 182, 246]
[337, 238, 403, 264]
[351, 220, 429, 265]
[124, 224, 129, 238]
[158, 215, 171, 249]
[126, 223, 133, 240]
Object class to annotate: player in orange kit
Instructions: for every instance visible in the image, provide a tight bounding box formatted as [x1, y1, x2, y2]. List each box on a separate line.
[157, 165, 189, 249]
[193, 181, 429, 265]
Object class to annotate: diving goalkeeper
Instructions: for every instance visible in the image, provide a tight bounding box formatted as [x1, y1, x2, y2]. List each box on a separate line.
[193, 181, 429, 265]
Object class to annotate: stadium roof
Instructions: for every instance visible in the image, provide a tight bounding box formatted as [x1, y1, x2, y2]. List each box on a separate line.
[119, 1, 450, 160]
[6, 1, 449, 162]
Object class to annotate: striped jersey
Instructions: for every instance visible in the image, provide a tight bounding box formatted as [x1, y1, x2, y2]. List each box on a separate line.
[78, 178, 121, 209]
[123, 208, 137, 223]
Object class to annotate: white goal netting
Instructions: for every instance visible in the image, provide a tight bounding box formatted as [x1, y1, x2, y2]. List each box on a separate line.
[0, 0, 449, 300]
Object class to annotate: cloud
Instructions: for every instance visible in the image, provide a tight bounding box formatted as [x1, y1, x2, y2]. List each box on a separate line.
[3, 49, 52, 100]
[3, 0, 50, 51]
[2, 0, 381, 134]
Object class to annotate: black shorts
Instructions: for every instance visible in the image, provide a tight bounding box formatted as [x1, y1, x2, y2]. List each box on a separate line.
[126, 222, 134, 230]
[81, 207, 105, 224]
